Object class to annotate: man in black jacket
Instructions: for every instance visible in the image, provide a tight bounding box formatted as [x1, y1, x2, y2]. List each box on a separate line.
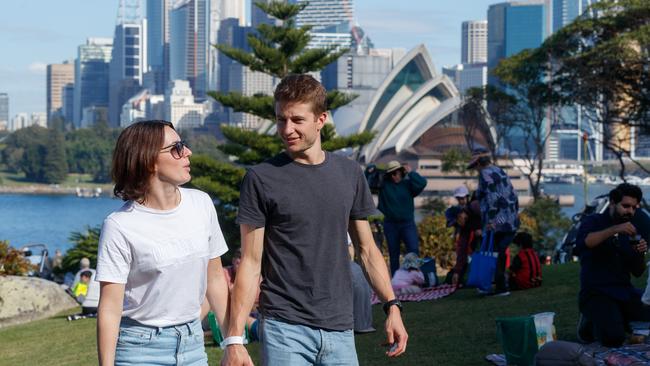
[576, 183, 650, 346]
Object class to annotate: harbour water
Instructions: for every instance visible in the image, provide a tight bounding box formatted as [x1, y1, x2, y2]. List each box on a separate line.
[2, 182, 650, 254]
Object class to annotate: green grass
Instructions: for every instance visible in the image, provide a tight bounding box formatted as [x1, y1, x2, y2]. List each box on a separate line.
[1, 263, 643, 365]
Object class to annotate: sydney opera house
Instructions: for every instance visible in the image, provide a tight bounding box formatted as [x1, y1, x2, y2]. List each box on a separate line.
[332, 45, 528, 199]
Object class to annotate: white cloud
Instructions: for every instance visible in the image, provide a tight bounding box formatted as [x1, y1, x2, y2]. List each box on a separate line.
[28, 62, 47, 74]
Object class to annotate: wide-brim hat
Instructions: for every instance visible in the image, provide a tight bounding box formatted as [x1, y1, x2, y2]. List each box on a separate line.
[385, 160, 403, 173]
[401, 252, 423, 270]
[467, 148, 491, 169]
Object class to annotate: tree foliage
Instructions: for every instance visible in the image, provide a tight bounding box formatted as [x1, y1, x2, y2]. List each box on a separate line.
[539, 0, 650, 178]
[0, 240, 34, 276]
[60, 226, 101, 275]
[519, 197, 572, 256]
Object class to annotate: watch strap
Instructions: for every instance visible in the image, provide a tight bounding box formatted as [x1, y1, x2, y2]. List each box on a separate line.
[383, 299, 402, 315]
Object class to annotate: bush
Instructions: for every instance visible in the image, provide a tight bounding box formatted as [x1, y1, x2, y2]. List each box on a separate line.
[60, 227, 100, 274]
[418, 215, 455, 269]
[519, 197, 571, 256]
[0, 241, 34, 276]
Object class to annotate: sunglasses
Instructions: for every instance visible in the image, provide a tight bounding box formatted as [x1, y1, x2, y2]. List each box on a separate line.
[160, 140, 190, 159]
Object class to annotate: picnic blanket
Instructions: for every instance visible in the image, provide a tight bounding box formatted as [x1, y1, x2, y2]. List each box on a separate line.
[371, 284, 457, 304]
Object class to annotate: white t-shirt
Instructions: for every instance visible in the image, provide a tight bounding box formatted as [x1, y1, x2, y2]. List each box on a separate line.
[96, 188, 228, 327]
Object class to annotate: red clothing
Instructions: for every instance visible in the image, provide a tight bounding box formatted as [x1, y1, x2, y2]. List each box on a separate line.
[510, 248, 542, 290]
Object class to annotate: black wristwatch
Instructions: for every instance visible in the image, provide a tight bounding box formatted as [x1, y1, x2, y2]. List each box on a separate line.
[383, 299, 403, 315]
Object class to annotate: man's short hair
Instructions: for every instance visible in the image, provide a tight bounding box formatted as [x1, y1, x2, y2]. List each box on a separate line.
[274, 74, 327, 115]
[513, 232, 534, 249]
[609, 183, 643, 204]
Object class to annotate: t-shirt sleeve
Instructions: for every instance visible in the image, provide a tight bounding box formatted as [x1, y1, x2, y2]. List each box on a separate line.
[206, 194, 229, 259]
[236, 169, 267, 228]
[96, 217, 131, 284]
[350, 166, 378, 220]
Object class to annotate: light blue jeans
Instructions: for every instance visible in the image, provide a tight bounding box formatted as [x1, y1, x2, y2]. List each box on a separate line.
[115, 317, 207, 366]
[260, 317, 359, 366]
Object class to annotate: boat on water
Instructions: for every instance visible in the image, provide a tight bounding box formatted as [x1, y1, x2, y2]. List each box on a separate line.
[76, 187, 102, 198]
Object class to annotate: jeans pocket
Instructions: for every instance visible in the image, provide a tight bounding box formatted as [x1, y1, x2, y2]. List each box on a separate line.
[117, 327, 154, 346]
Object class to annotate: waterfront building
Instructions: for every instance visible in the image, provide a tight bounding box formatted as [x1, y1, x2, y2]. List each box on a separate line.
[74, 38, 113, 128]
[170, 0, 210, 101]
[165, 80, 205, 129]
[228, 63, 276, 130]
[210, 0, 246, 92]
[81, 106, 109, 128]
[461, 20, 488, 64]
[10, 113, 29, 131]
[46, 61, 75, 125]
[295, 0, 353, 31]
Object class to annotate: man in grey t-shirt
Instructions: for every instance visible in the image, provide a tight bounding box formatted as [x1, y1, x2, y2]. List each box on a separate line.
[222, 74, 408, 365]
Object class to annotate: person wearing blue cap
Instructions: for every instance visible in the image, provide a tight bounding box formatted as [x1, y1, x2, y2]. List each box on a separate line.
[468, 148, 519, 296]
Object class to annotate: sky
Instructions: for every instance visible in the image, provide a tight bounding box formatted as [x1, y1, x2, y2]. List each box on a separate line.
[0, 0, 497, 117]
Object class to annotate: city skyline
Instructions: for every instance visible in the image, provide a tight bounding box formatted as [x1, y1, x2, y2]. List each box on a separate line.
[0, 0, 496, 116]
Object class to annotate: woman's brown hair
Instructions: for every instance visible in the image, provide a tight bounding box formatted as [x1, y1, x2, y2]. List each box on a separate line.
[112, 120, 174, 201]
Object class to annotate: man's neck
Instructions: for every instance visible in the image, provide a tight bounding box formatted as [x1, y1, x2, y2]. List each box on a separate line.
[287, 145, 326, 165]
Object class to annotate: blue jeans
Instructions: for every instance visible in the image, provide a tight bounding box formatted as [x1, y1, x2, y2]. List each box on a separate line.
[384, 220, 419, 276]
[260, 317, 358, 366]
[115, 318, 207, 366]
[494, 231, 516, 293]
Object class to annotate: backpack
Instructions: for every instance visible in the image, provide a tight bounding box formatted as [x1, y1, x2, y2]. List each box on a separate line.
[364, 166, 386, 194]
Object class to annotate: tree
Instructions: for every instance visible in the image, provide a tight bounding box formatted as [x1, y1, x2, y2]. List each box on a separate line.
[42, 128, 68, 184]
[490, 49, 564, 200]
[518, 197, 571, 256]
[60, 226, 101, 275]
[540, 0, 650, 179]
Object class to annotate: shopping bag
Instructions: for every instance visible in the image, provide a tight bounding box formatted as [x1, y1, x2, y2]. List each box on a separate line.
[496, 316, 539, 366]
[466, 230, 497, 291]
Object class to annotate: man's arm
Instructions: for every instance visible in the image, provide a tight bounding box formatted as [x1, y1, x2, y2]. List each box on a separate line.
[206, 257, 230, 331]
[349, 219, 408, 357]
[97, 282, 125, 366]
[221, 224, 264, 366]
[584, 222, 636, 249]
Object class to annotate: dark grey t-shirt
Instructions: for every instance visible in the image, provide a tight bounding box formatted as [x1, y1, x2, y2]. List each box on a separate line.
[237, 152, 376, 331]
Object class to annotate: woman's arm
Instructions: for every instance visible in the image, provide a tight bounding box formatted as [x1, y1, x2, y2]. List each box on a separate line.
[97, 282, 125, 366]
[206, 257, 230, 330]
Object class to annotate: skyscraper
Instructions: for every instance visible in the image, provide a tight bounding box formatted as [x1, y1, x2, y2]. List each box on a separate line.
[210, 0, 246, 91]
[487, 0, 548, 83]
[74, 38, 113, 127]
[0, 93, 8, 130]
[461, 20, 488, 64]
[552, 0, 598, 33]
[146, 0, 172, 94]
[170, 0, 210, 101]
[295, 0, 354, 31]
[109, 20, 148, 126]
[46, 61, 75, 125]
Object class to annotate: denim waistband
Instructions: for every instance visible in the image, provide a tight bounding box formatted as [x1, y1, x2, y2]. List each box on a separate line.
[120, 317, 200, 330]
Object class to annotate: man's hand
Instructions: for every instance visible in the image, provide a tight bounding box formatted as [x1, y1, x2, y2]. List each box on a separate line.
[384, 307, 408, 357]
[635, 238, 648, 254]
[613, 222, 637, 236]
[402, 163, 411, 173]
[221, 345, 254, 366]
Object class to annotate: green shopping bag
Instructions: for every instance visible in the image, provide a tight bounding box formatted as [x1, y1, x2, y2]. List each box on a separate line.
[496, 316, 538, 366]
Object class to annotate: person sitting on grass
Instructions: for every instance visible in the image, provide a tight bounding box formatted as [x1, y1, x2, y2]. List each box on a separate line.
[391, 252, 425, 295]
[509, 232, 542, 290]
[70, 270, 92, 303]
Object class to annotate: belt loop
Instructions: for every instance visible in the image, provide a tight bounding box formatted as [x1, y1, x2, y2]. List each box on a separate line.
[186, 321, 194, 336]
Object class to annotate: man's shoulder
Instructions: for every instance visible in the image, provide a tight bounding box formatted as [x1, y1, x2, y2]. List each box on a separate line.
[247, 153, 292, 175]
[327, 152, 360, 170]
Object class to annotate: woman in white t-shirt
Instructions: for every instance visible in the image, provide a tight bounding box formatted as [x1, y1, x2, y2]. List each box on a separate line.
[96, 120, 230, 366]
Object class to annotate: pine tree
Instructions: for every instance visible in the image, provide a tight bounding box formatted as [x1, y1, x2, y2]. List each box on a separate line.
[209, 1, 374, 166]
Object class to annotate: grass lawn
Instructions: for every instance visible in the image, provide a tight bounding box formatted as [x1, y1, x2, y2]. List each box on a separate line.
[1, 262, 646, 365]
